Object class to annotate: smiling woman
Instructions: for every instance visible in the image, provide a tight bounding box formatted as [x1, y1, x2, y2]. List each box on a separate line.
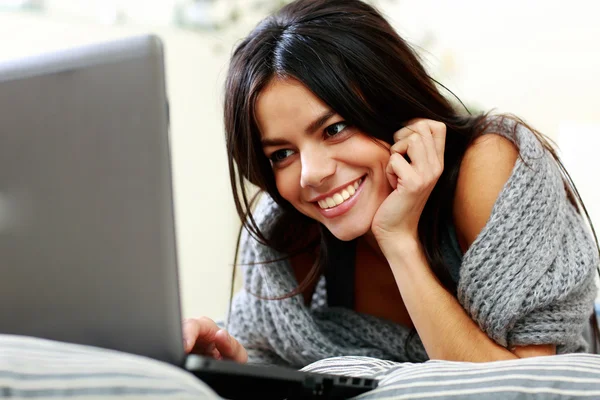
[256, 78, 392, 241]
[181, 0, 600, 368]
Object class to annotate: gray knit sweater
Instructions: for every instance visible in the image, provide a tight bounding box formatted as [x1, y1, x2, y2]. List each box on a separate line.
[227, 119, 599, 368]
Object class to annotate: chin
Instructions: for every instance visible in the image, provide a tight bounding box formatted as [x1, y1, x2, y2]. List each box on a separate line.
[326, 221, 371, 242]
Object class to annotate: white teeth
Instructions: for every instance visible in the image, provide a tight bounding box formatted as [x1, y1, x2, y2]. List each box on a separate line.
[317, 178, 363, 209]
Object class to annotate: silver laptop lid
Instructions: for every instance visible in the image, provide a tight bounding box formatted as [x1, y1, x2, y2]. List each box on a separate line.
[0, 35, 184, 365]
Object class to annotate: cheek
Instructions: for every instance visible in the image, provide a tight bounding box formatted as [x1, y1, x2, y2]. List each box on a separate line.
[354, 141, 392, 192]
[353, 141, 391, 175]
[370, 143, 391, 174]
[274, 169, 300, 203]
[349, 134, 390, 163]
[378, 153, 391, 175]
[377, 152, 393, 190]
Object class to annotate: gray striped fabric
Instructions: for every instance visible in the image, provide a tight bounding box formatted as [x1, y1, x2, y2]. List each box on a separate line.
[301, 354, 600, 399]
[0, 335, 219, 399]
[4, 335, 600, 399]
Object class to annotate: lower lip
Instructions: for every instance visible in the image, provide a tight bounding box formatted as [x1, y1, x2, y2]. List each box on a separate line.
[314, 177, 366, 219]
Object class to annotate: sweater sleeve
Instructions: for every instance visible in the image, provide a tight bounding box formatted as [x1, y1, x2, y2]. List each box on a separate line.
[227, 289, 289, 366]
[224, 194, 291, 366]
[457, 119, 599, 353]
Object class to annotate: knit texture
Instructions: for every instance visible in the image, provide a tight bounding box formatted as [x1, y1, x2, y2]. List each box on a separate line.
[227, 119, 598, 368]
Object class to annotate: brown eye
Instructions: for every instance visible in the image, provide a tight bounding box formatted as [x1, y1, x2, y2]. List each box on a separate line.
[270, 149, 295, 163]
[324, 121, 348, 137]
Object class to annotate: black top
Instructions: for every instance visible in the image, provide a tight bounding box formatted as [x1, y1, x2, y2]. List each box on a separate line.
[324, 238, 357, 309]
[323, 221, 463, 309]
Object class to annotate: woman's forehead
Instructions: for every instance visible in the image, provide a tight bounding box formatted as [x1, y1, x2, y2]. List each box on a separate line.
[255, 77, 331, 138]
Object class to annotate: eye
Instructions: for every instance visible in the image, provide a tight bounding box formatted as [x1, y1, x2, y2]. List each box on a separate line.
[324, 121, 349, 138]
[270, 149, 295, 164]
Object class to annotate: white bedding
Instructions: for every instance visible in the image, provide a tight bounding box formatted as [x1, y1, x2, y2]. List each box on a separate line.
[3, 334, 600, 399]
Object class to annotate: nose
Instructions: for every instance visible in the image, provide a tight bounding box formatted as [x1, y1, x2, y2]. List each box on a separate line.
[300, 145, 336, 188]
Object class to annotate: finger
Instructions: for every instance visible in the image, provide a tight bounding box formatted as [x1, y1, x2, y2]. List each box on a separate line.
[428, 121, 447, 165]
[182, 317, 220, 354]
[386, 157, 398, 190]
[393, 125, 418, 143]
[404, 117, 428, 126]
[182, 319, 199, 353]
[214, 329, 249, 363]
[204, 341, 223, 360]
[419, 127, 439, 170]
[393, 118, 431, 142]
[391, 134, 430, 173]
[386, 152, 418, 190]
[395, 120, 446, 168]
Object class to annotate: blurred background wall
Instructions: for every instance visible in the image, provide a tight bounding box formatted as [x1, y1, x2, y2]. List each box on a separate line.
[1, 0, 598, 320]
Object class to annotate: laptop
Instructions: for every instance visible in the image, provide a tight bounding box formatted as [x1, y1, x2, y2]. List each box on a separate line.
[0, 35, 377, 399]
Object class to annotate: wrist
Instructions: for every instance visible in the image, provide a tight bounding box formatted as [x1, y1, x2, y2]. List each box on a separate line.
[374, 231, 421, 261]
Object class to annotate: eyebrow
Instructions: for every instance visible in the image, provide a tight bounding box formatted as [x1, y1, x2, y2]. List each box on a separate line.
[261, 109, 337, 148]
[305, 109, 336, 135]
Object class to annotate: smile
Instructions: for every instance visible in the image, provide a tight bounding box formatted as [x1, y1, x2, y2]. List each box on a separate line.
[312, 176, 366, 219]
[317, 177, 364, 209]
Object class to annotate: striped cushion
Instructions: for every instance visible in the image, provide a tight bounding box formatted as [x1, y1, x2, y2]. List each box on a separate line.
[302, 355, 600, 399]
[4, 334, 600, 399]
[0, 334, 219, 399]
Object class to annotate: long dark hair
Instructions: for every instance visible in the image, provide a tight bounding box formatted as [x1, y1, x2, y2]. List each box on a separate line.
[224, 0, 599, 347]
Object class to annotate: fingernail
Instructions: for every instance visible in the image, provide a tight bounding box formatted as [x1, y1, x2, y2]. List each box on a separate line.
[220, 329, 231, 344]
[212, 348, 222, 360]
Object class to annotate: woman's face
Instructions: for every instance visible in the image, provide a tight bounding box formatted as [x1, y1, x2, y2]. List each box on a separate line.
[255, 77, 393, 241]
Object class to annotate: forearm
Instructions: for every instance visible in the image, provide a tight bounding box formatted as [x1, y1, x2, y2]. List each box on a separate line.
[382, 236, 518, 362]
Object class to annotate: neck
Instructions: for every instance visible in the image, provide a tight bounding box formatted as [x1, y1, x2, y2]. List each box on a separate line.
[361, 230, 387, 261]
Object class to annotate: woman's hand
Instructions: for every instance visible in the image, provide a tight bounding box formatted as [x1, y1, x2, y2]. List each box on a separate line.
[371, 118, 446, 251]
[182, 317, 248, 363]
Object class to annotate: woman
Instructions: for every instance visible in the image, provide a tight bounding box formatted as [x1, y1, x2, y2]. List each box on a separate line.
[182, 0, 599, 367]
